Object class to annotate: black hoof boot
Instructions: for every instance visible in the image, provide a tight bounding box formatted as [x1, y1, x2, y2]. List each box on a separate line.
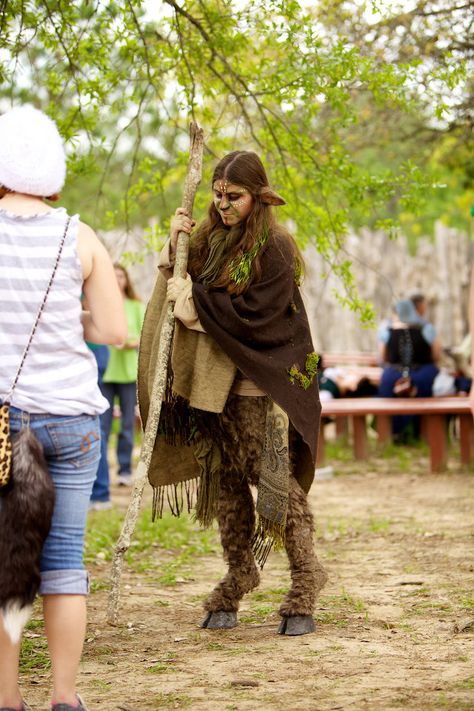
[277, 615, 316, 636]
[201, 610, 238, 629]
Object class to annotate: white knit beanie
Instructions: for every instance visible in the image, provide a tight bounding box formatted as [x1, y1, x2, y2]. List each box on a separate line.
[0, 105, 66, 196]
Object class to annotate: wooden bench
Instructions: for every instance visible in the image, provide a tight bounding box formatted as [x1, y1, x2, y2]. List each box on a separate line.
[322, 352, 379, 367]
[320, 397, 473, 473]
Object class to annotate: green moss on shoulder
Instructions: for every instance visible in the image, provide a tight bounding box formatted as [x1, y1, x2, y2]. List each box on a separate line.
[288, 351, 320, 390]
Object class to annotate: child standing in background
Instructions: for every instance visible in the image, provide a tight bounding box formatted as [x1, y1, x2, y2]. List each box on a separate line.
[99, 265, 145, 487]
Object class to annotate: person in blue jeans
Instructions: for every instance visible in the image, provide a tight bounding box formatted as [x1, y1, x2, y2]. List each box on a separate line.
[0, 106, 127, 711]
[87, 344, 111, 509]
[101, 265, 145, 487]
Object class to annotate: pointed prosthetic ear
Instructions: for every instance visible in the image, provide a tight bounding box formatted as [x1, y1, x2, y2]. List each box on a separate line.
[259, 186, 286, 205]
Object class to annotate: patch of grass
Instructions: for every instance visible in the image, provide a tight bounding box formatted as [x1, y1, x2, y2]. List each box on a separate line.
[409, 600, 452, 613]
[323, 518, 357, 539]
[455, 676, 474, 689]
[84, 644, 114, 657]
[317, 588, 367, 626]
[250, 587, 288, 602]
[434, 692, 450, 707]
[206, 641, 225, 651]
[145, 652, 177, 674]
[380, 437, 428, 461]
[158, 558, 193, 586]
[315, 610, 349, 627]
[89, 578, 110, 593]
[25, 618, 43, 632]
[324, 440, 354, 462]
[367, 516, 392, 533]
[239, 604, 275, 624]
[460, 595, 474, 610]
[134, 511, 219, 556]
[146, 661, 178, 674]
[222, 645, 253, 657]
[402, 586, 453, 616]
[338, 588, 367, 613]
[85, 507, 220, 583]
[322, 515, 394, 541]
[19, 635, 50, 672]
[387, 621, 417, 637]
[85, 509, 123, 563]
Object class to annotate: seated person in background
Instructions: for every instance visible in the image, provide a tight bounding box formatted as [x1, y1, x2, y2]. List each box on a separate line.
[410, 293, 430, 325]
[410, 292, 471, 395]
[318, 355, 378, 402]
[443, 333, 472, 395]
[377, 299, 440, 439]
[377, 299, 441, 368]
[377, 294, 441, 364]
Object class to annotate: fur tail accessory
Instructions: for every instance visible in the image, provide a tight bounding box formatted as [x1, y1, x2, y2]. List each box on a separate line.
[0, 428, 55, 644]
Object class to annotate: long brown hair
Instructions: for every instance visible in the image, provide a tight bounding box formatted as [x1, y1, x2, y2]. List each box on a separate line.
[188, 151, 298, 294]
[114, 264, 141, 301]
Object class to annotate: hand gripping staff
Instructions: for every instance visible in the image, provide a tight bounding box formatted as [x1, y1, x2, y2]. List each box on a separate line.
[107, 122, 204, 625]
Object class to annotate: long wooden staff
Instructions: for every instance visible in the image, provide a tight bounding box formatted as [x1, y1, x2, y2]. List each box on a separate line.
[107, 122, 204, 625]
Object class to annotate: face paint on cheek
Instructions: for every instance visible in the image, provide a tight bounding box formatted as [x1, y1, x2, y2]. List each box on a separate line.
[228, 203, 241, 216]
[231, 195, 252, 219]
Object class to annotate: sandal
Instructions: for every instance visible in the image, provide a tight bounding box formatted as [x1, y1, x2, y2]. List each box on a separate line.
[51, 695, 88, 711]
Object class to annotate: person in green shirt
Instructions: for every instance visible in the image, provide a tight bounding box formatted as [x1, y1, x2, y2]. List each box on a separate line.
[100, 264, 145, 487]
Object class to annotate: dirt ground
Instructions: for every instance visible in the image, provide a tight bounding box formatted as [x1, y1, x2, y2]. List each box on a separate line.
[21, 450, 473, 711]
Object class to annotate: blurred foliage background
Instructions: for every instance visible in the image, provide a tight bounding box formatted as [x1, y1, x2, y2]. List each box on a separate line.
[0, 0, 472, 316]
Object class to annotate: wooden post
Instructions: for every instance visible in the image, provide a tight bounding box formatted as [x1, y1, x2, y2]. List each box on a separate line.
[376, 415, 391, 446]
[107, 122, 204, 625]
[426, 414, 447, 472]
[353, 415, 368, 460]
[459, 414, 473, 466]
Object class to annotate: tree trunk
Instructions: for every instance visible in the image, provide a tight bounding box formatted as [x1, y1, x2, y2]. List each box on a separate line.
[107, 122, 204, 625]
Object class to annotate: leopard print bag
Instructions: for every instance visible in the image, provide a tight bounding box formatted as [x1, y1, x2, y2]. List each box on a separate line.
[0, 402, 12, 488]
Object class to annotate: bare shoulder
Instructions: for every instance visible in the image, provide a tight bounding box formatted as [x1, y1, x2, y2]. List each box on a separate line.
[77, 220, 101, 247]
[77, 220, 109, 279]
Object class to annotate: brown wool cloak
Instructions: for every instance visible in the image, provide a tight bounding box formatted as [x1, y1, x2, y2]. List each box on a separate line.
[138, 232, 321, 499]
[192, 233, 321, 493]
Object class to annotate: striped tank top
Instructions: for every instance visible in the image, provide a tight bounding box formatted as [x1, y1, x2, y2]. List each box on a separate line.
[0, 206, 108, 415]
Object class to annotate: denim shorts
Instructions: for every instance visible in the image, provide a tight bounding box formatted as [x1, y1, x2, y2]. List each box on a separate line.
[7, 406, 100, 595]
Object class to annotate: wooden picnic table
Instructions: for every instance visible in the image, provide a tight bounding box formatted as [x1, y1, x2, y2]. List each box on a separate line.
[320, 396, 473, 473]
[322, 352, 379, 367]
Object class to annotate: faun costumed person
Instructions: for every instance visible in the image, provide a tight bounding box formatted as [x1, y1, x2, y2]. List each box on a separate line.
[138, 151, 327, 635]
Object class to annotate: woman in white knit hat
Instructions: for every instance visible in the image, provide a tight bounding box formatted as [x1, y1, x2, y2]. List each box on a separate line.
[0, 106, 127, 711]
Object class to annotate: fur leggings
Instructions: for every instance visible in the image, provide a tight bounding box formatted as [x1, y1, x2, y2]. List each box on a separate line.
[204, 395, 327, 618]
